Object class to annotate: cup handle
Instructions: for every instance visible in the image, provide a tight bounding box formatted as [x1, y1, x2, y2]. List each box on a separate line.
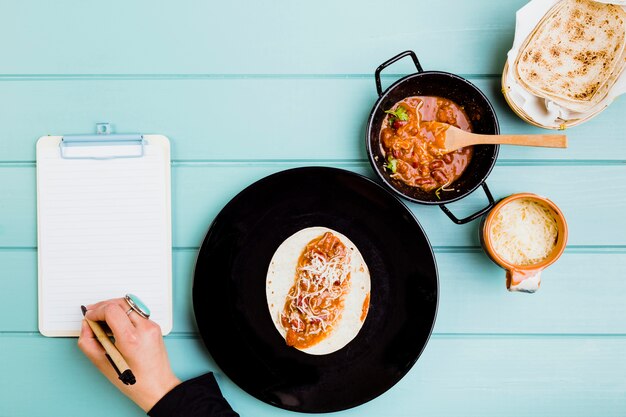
[506, 269, 542, 293]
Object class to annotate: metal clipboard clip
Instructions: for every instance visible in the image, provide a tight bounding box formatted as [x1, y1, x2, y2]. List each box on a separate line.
[60, 123, 145, 160]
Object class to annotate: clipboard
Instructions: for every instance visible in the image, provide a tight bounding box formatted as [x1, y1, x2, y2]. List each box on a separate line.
[36, 124, 173, 337]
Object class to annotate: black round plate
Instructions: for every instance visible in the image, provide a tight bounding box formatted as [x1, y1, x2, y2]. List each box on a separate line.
[193, 167, 438, 413]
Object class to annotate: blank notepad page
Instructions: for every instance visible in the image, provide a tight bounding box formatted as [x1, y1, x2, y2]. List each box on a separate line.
[36, 135, 172, 337]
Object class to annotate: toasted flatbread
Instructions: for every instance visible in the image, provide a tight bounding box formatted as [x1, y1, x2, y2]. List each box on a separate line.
[514, 0, 626, 112]
[545, 42, 626, 112]
[266, 227, 370, 355]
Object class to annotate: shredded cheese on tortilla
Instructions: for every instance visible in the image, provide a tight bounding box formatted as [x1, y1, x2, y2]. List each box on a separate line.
[489, 198, 559, 266]
[281, 233, 351, 340]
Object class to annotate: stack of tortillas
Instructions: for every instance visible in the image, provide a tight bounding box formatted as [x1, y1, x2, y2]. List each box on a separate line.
[503, 0, 626, 129]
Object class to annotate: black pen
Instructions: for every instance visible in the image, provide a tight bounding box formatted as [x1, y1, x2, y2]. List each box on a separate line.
[81, 305, 136, 385]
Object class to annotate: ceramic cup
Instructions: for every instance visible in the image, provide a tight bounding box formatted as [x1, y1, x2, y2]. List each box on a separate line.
[480, 193, 568, 293]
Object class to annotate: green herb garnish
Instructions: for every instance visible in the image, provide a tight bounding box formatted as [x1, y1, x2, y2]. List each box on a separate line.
[385, 106, 409, 121]
[385, 105, 409, 128]
[385, 156, 398, 173]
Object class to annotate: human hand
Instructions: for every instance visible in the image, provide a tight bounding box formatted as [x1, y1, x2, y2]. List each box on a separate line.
[78, 298, 181, 412]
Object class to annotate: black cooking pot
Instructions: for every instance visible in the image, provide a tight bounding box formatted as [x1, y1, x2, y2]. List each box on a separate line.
[366, 50, 500, 224]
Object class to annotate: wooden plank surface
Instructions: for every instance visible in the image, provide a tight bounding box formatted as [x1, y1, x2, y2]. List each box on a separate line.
[0, 79, 624, 162]
[1, 164, 625, 248]
[1, 335, 625, 417]
[3, 249, 626, 335]
[1, 0, 625, 415]
[0, 0, 522, 75]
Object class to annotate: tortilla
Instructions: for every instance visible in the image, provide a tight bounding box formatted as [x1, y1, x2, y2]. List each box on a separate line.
[514, 0, 626, 112]
[266, 227, 370, 355]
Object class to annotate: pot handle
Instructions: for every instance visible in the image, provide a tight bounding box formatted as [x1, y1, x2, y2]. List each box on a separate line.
[439, 183, 495, 225]
[375, 50, 424, 96]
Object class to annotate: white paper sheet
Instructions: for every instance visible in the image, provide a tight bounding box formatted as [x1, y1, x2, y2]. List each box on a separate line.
[36, 135, 172, 337]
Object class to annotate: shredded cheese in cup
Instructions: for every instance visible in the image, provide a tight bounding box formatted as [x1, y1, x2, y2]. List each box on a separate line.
[489, 198, 558, 266]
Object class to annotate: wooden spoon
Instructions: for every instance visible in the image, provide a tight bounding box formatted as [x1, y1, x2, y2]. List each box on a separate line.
[434, 122, 567, 153]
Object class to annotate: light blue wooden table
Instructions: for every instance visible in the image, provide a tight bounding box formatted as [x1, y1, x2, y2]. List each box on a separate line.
[1, 1, 626, 416]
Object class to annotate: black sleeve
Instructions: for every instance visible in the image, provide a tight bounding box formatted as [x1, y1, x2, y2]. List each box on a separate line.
[148, 373, 239, 417]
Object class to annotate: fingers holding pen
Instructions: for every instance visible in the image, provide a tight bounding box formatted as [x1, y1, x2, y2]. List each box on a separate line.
[77, 320, 120, 383]
[77, 319, 104, 357]
[84, 302, 139, 350]
[78, 298, 179, 411]
[85, 298, 145, 327]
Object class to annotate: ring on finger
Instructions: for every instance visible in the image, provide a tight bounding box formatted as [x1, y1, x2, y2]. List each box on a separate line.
[124, 293, 151, 319]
